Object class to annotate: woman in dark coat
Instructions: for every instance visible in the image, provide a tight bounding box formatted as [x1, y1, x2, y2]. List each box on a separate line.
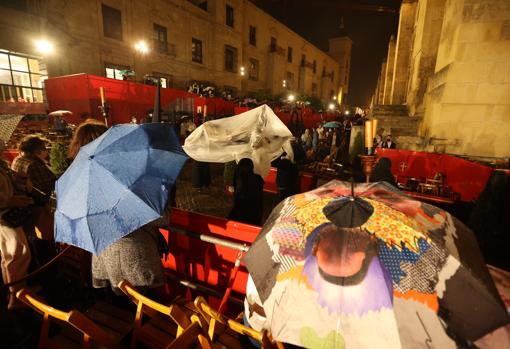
[371, 157, 396, 187]
[228, 158, 264, 226]
[191, 160, 211, 190]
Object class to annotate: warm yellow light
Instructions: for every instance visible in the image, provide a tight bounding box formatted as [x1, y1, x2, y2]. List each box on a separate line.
[35, 39, 54, 54]
[333, 96, 337, 100]
[288, 94, 295, 102]
[344, 110, 350, 115]
[328, 103, 335, 110]
[134, 40, 149, 54]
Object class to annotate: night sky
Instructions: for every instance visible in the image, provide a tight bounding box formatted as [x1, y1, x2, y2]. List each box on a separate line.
[252, 0, 401, 106]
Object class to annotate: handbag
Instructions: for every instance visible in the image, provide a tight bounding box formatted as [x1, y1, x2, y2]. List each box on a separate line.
[2, 206, 34, 228]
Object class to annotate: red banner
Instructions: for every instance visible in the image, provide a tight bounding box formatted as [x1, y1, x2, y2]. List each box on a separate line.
[376, 148, 493, 202]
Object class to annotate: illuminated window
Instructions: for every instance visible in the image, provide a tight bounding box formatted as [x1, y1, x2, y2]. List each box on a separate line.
[0, 50, 47, 102]
[105, 62, 130, 80]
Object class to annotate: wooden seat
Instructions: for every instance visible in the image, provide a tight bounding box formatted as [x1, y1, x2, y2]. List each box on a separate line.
[194, 296, 284, 349]
[16, 289, 123, 349]
[117, 280, 211, 349]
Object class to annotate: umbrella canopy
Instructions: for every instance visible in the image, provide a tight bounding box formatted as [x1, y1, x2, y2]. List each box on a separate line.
[183, 104, 293, 177]
[54, 123, 188, 254]
[48, 110, 73, 117]
[323, 121, 342, 128]
[244, 180, 509, 348]
[0, 114, 23, 143]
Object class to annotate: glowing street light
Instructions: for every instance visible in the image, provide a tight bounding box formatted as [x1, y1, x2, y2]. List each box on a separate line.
[35, 39, 54, 54]
[328, 103, 335, 110]
[333, 96, 337, 100]
[134, 40, 149, 54]
[240, 66, 245, 76]
[282, 79, 287, 88]
[288, 94, 295, 102]
[344, 110, 350, 115]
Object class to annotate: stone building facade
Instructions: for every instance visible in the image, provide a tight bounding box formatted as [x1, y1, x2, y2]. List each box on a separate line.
[372, 0, 510, 159]
[0, 0, 351, 103]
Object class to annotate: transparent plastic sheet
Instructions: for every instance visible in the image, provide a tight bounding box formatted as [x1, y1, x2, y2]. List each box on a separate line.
[183, 105, 293, 177]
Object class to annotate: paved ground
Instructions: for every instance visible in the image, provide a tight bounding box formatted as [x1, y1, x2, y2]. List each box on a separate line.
[174, 161, 279, 224]
[174, 161, 233, 218]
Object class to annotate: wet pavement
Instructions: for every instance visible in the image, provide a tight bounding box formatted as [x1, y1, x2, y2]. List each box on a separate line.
[174, 161, 279, 224]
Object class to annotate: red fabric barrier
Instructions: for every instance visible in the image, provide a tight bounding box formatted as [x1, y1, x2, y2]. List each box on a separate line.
[375, 148, 493, 202]
[263, 167, 317, 194]
[46, 74, 196, 125]
[161, 208, 260, 298]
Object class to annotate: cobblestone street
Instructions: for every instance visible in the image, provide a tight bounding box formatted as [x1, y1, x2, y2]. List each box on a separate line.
[174, 161, 279, 224]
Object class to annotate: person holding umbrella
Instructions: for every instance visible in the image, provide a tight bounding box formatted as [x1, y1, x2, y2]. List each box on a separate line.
[0, 141, 33, 309]
[55, 122, 187, 300]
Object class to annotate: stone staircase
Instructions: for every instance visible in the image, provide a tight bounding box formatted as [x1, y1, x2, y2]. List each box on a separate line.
[370, 104, 424, 150]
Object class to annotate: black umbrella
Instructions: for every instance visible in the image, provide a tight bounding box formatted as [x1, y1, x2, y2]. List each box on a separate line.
[152, 82, 161, 123]
[322, 178, 374, 228]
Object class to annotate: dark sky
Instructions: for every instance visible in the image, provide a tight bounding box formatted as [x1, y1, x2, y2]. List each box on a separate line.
[252, 0, 400, 106]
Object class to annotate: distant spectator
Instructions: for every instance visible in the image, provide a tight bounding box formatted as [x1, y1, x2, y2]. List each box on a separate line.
[0, 141, 33, 309]
[272, 154, 299, 202]
[312, 128, 319, 150]
[301, 129, 312, 150]
[228, 158, 264, 226]
[371, 157, 396, 187]
[12, 135, 55, 196]
[192, 161, 211, 191]
[11, 135, 56, 269]
[375, 135, 383, 148]
[54, 116, 67, 133]
[68, 119, 108, 160]
[382, 135, 396, 149]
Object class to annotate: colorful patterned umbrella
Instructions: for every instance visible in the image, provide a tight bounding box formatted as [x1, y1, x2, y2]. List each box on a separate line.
[244, 180, 509, 348]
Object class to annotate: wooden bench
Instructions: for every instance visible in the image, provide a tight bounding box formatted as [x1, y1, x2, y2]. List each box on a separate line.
[194, 296, 284, 349]
[16, 289, 127, 349]
[117, 280, 211, 349]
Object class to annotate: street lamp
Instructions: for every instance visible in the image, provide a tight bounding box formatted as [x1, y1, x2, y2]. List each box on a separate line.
[240, 66, 245, 76]
[34, 39, 54, 55]
[288, 94, 295, 102]
[328, 103, 335, 111]
[134, 40, 149, 54]
[333, 96, 337, 100]
[282, 79, 287, 88]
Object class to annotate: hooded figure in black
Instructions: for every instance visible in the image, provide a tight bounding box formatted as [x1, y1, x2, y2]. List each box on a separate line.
[371, 157, 396, 187]
[228, 158, 264, 226]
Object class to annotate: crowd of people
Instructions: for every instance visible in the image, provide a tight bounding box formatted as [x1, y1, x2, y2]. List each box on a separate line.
[1, 108, 508, 348]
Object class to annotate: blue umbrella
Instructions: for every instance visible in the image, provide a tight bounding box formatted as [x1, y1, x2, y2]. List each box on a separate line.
[55, 123, 188, 254]
[323, 121, 342, 128]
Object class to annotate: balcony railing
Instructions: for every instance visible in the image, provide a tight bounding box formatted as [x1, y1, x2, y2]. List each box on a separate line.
[269, 45, 286, 56]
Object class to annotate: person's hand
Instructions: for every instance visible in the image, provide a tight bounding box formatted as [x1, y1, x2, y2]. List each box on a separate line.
[9, 195, 34, 207]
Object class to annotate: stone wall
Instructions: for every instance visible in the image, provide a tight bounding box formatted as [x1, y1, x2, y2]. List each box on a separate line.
[382, 35, 396, 104]
[406, 0, 446, 116]
[421, 0, 510, 157]
[391, 0, 417, 105]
